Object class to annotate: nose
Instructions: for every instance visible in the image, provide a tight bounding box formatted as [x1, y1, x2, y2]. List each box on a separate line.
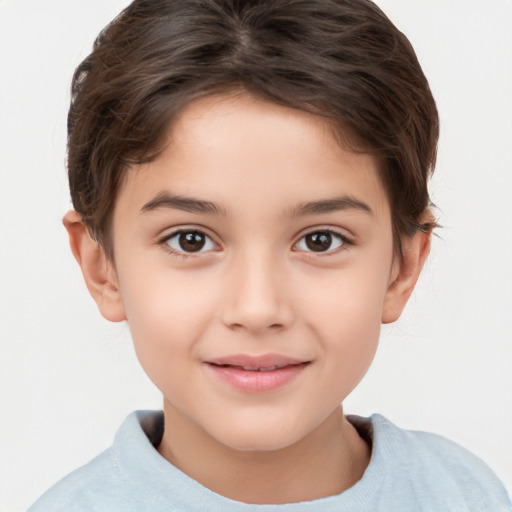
[219, 251, 294, 334]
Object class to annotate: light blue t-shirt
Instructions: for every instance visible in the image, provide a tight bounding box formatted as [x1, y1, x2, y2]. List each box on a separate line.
[28, 410, 511, 511]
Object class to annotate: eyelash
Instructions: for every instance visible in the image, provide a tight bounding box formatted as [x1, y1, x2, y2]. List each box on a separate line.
[294, 229, 352, 257]
[159, 229, 217, 259]
[158, 227, 353, 259]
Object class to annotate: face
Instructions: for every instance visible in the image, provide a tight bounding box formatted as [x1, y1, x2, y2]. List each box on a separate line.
[109, 94, 398, 452]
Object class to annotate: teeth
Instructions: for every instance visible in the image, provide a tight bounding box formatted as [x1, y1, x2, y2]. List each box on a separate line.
[213, 362, 306, 371]
[242, 365, 285, 372]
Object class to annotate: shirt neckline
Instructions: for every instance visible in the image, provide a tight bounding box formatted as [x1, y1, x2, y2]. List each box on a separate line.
[112, 410, 387, 511]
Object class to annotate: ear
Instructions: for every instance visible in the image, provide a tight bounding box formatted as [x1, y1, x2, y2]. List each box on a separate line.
[63, 210, 126, 322]
[381, 224, 432, 324]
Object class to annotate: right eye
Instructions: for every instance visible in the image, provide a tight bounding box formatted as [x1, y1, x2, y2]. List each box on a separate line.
[164, 230, 216, 254]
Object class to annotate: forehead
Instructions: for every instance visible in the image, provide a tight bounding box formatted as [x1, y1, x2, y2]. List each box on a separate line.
[116, 93, 390, 221]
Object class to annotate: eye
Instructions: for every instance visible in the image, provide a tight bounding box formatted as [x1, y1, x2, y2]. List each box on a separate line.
[164, 230, 216, 254]
[295, 230, 345, 253]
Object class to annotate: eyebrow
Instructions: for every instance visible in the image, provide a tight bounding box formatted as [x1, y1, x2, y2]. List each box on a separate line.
[141, 192, 372, 218]
[141, 192, 227, 216]
[292, 196, 373, 216]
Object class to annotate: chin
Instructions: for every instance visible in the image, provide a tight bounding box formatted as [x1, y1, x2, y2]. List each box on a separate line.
[211, 422, 308, 453]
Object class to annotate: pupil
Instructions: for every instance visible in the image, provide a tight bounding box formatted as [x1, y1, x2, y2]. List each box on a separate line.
[179, 232, 205, 252]
[306, 232, 332, 252]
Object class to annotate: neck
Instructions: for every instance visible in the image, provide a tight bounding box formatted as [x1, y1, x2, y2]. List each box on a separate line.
[157, 403, 370, 504]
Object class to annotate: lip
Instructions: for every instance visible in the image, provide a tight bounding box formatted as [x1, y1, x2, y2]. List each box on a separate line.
[204, 354, 310, 393]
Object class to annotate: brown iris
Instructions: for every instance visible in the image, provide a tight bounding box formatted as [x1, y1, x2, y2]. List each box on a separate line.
[178, 231, 206, 252]
[304, 232, 335, 252]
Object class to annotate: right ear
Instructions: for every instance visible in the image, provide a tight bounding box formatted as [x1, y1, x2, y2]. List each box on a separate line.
[63, 210, 126, 322]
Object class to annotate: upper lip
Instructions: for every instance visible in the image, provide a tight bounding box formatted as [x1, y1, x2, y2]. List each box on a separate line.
[206, 354, 310, 371]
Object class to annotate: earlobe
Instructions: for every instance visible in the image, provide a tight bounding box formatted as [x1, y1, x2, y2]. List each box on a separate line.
[381, 227, 432, 324]
[63, 210, 126, 322]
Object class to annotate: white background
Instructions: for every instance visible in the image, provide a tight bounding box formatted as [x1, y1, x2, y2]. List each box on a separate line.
[1, 1, 511, 510]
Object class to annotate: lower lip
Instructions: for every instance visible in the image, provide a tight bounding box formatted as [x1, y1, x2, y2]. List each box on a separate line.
[205, 363, 308, 393]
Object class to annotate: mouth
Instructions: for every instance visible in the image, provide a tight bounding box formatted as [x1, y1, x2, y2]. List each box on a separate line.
[204, 354, 311, 392]
[211, 363, 299, 372]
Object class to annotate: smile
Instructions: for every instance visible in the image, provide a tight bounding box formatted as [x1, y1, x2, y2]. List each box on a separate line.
[204, 355, 310, 393]
[216, 363, 291, 372]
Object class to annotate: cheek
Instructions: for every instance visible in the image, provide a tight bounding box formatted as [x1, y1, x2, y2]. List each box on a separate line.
[314, 288, 382, 365]
[116, 263, 218, 383]
[309, 291, 382, 401]
[301, 255, 391, 332]
[298, 255, 392, 379]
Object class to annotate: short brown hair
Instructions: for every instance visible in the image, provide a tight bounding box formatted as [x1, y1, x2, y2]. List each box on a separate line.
[68, 0, 438, 258]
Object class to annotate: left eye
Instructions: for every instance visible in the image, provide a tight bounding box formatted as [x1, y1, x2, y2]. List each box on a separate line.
[295, 231, 345, 253]
[165, 230, 216, 253]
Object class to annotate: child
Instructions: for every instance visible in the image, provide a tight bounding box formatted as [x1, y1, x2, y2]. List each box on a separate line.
[28, 0, 511, 510]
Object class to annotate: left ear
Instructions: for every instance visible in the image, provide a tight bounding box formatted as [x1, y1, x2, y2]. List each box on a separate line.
[381, 223, 432, 324]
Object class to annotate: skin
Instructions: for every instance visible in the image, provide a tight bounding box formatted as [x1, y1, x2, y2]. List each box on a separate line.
[65, 93, 431, 504]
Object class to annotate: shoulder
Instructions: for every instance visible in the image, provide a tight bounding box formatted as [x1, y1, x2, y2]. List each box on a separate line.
[27, 411, 164, 512]
[363, 414, 511, 511]
[27, 447, 122, 512]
